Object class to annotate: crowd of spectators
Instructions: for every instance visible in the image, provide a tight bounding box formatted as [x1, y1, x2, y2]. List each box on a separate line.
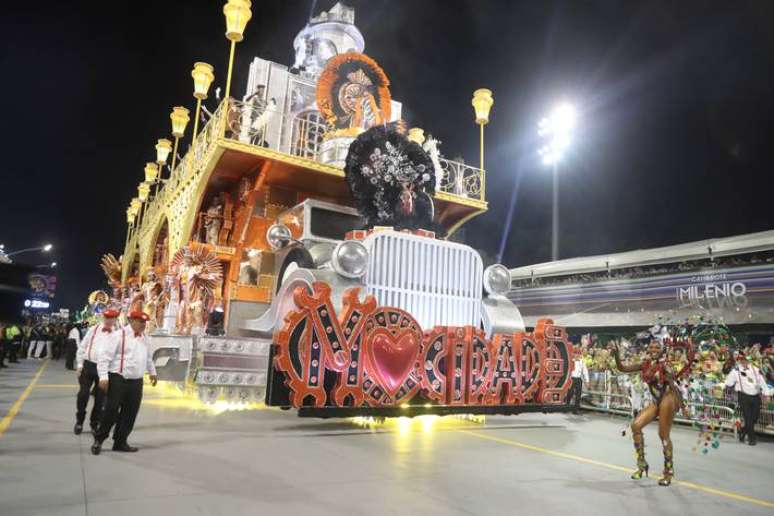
[0, 320, 84, 369]
[577, 335, 774, 423]
[512, 250, 774, 289]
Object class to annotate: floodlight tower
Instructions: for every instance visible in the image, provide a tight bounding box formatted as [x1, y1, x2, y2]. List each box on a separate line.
[538, 103, 577, 261]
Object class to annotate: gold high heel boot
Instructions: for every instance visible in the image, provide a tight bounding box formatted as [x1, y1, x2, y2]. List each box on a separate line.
[658, 440, 673, 486]
[631, 432, 649, 479]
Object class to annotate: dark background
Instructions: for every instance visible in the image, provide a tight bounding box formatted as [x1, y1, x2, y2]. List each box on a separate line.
[2, 0, 773, 311]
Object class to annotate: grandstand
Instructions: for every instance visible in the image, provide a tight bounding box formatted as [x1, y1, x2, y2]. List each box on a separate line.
[508, 230, 774, 331]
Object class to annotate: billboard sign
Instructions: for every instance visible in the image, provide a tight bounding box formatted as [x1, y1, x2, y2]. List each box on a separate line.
[509, 264, 774, 328]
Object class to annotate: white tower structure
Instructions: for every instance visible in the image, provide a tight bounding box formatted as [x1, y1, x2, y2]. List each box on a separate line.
[242, 3, 401, 165]
[292, 3, 365, 78]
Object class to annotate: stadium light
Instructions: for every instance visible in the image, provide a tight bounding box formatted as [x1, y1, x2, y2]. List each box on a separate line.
[538, 103, 576, 166]
[538, 102, 577, 261]
[7, 244, 54, 257]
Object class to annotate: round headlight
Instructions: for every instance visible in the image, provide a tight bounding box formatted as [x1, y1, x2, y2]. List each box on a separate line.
[331, 240, 369, 278]
[266, 224, 293, 250]
[483, 264, 511, 296]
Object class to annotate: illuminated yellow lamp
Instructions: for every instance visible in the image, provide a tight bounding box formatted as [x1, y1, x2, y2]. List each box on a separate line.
[155, 138, 172, 165]
[125, 207, 137, 248]
[192, 62, 215, 100]
[138, 182, 151, 202]
[130, 198, 142, 216]
[170, 106, 190, 138]
[223, 0, 252, 99]
[224, 0, 252, 42]
[407, 127, 426, 145]
[471, 88, 493, 197]
[169, 106, 190, 170]
[154, 139, 172, 196]
[191, 62, 215, 140]
[144, 162, 159, 183]
[472, 88, 494, 125]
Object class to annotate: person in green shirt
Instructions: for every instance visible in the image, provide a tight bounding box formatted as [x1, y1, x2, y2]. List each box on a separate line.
[5, 324, 22, 363]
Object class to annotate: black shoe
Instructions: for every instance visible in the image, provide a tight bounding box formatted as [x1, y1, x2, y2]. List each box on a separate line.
[74, 423, 83, 435]
[91, 440, 102, 455]
[738, 431, 746, 443]
[749, 439, 757, 446]
[112, 442, 139, 452]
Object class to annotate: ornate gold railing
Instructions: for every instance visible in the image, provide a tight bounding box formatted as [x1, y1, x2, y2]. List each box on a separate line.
[221, 98, 485, 202]
[125, 98, 485, 271]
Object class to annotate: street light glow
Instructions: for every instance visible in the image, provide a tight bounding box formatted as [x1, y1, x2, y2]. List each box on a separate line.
[538, 102, 577, 166]
[43, 244, 53, 252]
[51, 262, 57, 267]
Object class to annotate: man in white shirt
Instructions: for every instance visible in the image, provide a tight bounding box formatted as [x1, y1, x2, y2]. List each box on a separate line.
[74, 309, 120, 435]
[725, 353, 771, 446]
[91, 311, 158, 454]
[567, 348, 590, 414]
[65, 324, 81, 370]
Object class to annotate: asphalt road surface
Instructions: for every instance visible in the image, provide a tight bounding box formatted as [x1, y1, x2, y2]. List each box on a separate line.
[1, 359, 772, 516]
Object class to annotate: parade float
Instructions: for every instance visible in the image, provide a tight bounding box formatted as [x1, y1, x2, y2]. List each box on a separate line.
[103, 2, 573, 417]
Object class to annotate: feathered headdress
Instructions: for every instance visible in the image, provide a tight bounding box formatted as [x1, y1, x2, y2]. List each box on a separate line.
[100, 254, 122, 288]
[316, 52, 392, 129]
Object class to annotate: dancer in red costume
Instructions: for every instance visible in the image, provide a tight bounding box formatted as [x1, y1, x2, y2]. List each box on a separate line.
[613, 338, 694, 486]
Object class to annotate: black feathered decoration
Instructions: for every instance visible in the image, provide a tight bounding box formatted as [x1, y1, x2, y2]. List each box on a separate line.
[344, 124, 436, 231]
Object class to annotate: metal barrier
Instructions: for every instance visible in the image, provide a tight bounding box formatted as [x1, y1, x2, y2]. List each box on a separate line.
[581, 390, 632, 416]
[582, 372, 773, 436]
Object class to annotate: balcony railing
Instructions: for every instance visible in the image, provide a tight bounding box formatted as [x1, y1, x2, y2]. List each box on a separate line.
[222, 99, 485, 202]
[129, 98, 485, 254]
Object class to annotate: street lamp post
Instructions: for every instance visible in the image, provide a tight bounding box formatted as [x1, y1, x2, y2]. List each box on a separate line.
[472, 89, 494, 173]
[144, 162, 159, 196]
[169, 106, 190, 172]
[191, 62, 215, 141]
[136, 182, 151, 229]
[538, 103, 577, 262]
[155, 138, 172, 192]
[127, 197, 141, 247]
[6, 244, 53, 258]
[223, 0, 252, 100]
[126, 206, 136, 250]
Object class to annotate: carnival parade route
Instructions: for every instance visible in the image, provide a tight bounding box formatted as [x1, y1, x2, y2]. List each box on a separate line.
[1, 359, 772, 516]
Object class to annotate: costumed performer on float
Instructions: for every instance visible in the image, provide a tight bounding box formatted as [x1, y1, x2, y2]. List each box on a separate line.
[613, 336, 694, 486]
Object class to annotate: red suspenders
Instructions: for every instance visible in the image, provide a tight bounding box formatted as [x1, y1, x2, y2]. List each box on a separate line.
[86, 325, 99, 362]
[119, 329, 126, 374]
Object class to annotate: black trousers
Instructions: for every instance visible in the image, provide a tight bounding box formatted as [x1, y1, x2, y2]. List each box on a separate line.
[738, 392, 761, 442]
[95, 373, 143, 445]
[64, 339, 77, 370]
[76, 361, 105, 427]
[567, 377, 583, 410]
[8, 340, 20, 362]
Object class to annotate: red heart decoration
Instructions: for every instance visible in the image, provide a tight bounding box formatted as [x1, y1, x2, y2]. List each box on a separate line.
[366, 329, 420, 398]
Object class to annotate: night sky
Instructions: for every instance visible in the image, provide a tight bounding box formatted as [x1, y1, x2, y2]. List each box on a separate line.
[2, 0, 774, 311]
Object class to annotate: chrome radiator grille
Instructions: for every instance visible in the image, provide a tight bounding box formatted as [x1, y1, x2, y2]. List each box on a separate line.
[363, 231, 483, 329]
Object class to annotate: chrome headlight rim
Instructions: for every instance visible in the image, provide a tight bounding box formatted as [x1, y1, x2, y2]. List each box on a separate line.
[331, 240, 369, 279]
[266, 223, 293, 250]
[483, 263, 511, 296]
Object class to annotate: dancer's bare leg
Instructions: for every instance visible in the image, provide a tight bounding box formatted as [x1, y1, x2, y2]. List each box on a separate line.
[657, 391, 677, 486]
[630, 403, 658, 478]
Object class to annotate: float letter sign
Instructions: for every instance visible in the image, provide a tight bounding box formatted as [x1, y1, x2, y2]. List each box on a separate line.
[270, 283, 573, 413]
